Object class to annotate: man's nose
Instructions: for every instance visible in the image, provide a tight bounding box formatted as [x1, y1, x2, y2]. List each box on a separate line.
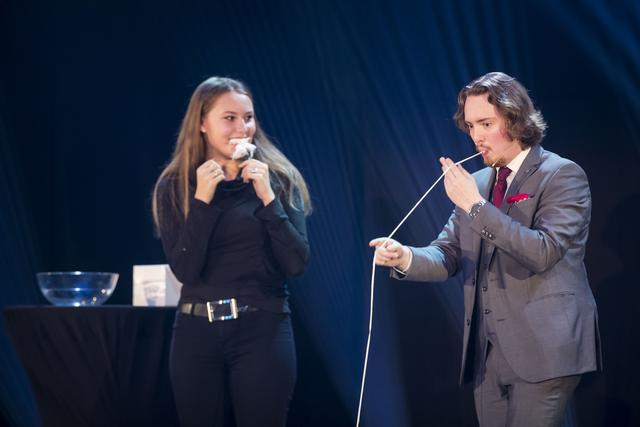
[471, 128, 484, 144]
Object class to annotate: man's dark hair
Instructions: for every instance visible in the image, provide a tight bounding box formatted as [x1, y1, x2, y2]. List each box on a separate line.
[453, 72, 547, 147]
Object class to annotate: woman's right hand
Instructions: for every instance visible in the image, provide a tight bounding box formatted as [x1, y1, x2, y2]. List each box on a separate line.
[194, 160, 225, 204]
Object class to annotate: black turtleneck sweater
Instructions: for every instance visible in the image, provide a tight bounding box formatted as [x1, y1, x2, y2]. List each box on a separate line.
[157, 176, 309, 313]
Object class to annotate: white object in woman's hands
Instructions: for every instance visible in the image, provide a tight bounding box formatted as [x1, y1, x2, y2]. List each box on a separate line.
[230, 138, 256, 160]
[194, 159, 225, 204]
[239, 159, 275, 206]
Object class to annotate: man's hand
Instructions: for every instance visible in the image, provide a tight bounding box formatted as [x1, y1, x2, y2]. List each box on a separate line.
[369, 238, 411, 271]
[440, 157, 483, 212]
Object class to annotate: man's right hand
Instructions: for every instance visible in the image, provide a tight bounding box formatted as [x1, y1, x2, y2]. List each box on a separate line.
[194, 160, 225, 204]
[369, 237, 411, 271]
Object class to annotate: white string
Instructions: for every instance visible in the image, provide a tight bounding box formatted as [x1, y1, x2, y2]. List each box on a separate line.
[355, 151, 482, 427]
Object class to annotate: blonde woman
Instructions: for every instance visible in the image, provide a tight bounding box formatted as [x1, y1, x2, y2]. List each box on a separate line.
[152, 77, 311, 427]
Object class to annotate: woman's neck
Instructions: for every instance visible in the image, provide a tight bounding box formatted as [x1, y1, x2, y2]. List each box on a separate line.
[209, 155, 240, 180]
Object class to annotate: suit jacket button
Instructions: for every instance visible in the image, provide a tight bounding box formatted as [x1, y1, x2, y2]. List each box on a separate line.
[482, 286, 488, 292]
[484, 309, 491, 314]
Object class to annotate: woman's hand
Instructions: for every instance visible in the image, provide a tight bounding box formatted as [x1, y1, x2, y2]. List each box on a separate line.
[240, 159, 275, 206]
[369, 237, 411, 270]
[194, 160, 225, 204]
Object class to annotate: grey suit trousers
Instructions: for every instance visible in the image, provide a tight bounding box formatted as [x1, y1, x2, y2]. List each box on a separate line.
[473, 342, 580, 427]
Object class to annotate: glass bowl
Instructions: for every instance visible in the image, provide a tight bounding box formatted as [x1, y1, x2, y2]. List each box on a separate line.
[36, 272, 119, 306]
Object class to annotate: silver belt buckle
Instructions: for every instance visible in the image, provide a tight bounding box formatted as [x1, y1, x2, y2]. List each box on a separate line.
[206, 298, 238, 322]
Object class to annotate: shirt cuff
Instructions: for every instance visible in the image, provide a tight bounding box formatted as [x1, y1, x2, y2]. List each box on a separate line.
[392, 247, 413, 275]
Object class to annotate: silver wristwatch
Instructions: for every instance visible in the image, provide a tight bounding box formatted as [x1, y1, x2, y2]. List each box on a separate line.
[468, 199, 487, 219]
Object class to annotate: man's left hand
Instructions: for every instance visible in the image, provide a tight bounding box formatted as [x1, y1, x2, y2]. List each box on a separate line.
[440, 157, 483, 213]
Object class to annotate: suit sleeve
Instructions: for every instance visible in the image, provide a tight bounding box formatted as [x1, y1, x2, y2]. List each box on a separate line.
[469, 162, 591, 274]
[391, 209, 463, 282]
[157, 182, 224, 284]
[255, 193, 310, 278]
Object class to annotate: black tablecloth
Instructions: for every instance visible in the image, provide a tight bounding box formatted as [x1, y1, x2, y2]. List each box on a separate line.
[3, 306, 179, 427]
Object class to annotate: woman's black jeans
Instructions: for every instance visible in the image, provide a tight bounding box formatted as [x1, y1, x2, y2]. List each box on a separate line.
[170, 309, 296, 427]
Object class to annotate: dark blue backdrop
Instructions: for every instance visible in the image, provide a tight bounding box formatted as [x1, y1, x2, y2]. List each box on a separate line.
[1, 0, 639, 426]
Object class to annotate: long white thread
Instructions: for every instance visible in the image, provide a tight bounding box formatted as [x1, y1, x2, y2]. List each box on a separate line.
[355, 151, 482, 427]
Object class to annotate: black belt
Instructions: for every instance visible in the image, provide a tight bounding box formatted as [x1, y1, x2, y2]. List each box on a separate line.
[178, 298, 259, 322]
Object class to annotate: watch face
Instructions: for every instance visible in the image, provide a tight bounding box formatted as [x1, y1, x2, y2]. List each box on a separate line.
[469, 200, 486, 217]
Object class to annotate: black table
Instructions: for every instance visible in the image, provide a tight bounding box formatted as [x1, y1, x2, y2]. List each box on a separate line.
[3, 306, 179, 427]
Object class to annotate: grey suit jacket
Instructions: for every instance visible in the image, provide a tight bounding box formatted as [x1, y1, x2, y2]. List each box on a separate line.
[393, 145, 601, 383]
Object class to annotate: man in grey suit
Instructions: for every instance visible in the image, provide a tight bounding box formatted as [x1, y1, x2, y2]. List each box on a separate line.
[370, 72, 600, 427]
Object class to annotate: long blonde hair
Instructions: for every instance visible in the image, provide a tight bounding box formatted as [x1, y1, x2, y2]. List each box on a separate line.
[152, 77, 311, 233]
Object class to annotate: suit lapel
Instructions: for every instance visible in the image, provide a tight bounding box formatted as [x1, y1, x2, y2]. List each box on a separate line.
[486, 145, 544, 264]
[478, 167, 496, 202]
[503, 145, 543, 215]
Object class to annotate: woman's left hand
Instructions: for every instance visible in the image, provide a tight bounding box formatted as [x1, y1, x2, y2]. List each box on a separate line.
[240, 159, 276, 206]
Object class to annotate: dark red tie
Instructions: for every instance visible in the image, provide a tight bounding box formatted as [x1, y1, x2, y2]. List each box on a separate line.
[492, 167, 512, 208]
